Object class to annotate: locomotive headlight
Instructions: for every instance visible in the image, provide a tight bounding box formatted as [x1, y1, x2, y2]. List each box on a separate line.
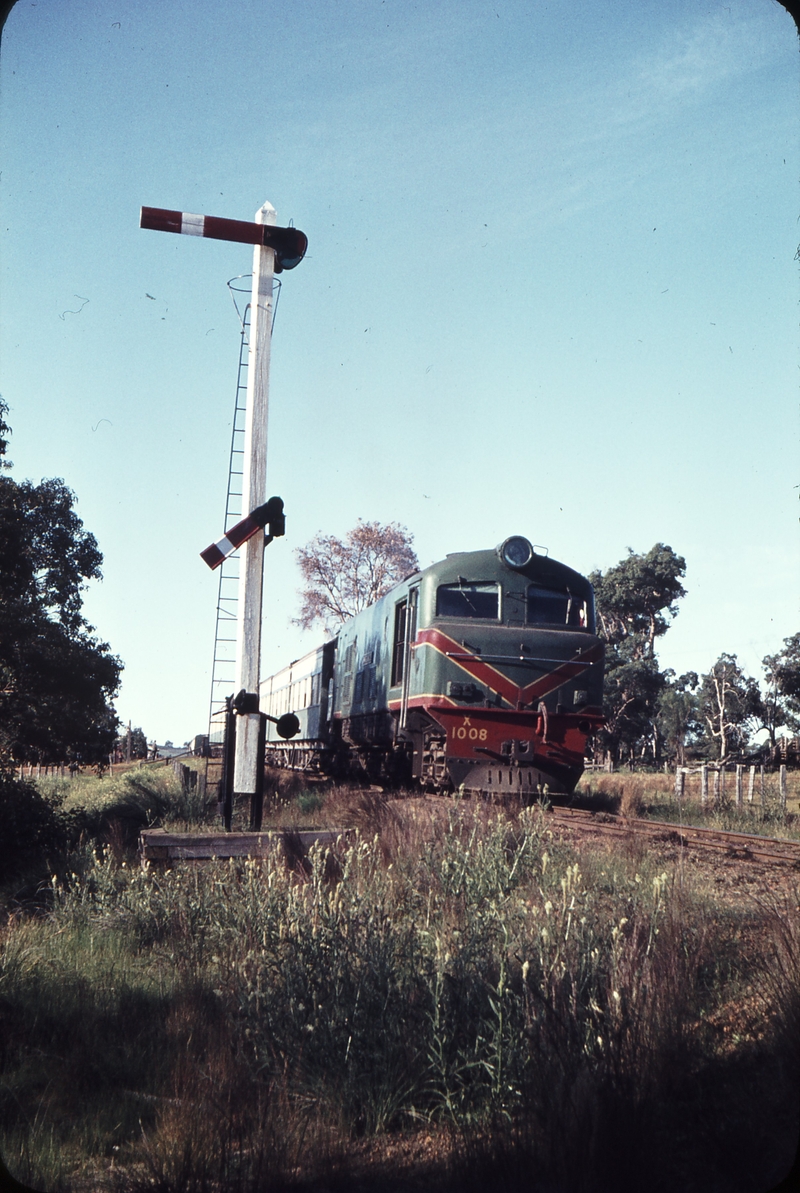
[498, 536, 534, 569]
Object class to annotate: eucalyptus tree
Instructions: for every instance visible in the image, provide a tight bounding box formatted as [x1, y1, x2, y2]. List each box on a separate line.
[697, 654, 761, 762]
[759, 634, 800, 747]
[589, 544, 687, 765]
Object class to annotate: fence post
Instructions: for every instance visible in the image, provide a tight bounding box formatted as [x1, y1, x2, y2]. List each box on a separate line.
[701, 765, 709, 808]
[748, 765, 755, 804]
[780, 764, 787, 810]
[674, 768, 685, 799]
[735, 764, 743, 808]
[760, 764, 765, 806]
[719, 764, 726, 800]
[713, 768, 720, 804]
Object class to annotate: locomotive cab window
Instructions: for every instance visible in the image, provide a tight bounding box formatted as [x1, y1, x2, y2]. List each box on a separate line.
[526, 585, 588, 628]
[436, 582, 499, 619]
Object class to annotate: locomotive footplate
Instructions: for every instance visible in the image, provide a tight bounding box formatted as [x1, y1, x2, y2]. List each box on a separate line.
[426, 704, 587, 796]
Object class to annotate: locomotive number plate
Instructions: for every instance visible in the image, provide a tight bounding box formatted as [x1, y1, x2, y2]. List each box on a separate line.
[451, 717, 488, 743]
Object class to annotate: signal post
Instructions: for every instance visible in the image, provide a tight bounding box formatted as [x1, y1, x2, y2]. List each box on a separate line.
[234, 201, 276, 803]
[140, 199, 307, 825]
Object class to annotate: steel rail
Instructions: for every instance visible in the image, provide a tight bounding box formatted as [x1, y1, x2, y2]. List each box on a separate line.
[546, 806, 800, 868]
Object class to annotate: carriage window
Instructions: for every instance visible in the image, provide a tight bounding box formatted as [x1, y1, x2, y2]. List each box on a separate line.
[526, 585, 587, 627]
[437, 582, 499, 619]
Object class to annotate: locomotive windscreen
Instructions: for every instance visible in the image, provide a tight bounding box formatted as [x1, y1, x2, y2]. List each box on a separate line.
[527, 584, 587, 628]
[436, 582, 499, 619]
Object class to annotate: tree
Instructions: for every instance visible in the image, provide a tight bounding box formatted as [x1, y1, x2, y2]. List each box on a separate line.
[697, 654, 761, 762]
[0, 401, 122, 764]
[599, 646, 666, 764]
[589, 545, 687, 765]
[114, 725, 149, 761]
[759, 634, 800, 746]
[294, 520, 419, 632]
[589, 544, 687, 661]
[656, 671, 700, 766]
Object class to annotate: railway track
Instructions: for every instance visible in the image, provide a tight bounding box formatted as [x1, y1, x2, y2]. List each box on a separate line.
[546, 805, 800, 869]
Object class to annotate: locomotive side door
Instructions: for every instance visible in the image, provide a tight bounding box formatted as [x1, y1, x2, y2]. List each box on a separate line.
[399, 585, 419, 730]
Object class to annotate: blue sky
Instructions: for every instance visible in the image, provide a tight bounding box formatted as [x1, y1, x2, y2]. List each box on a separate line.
[1, 0, 797, 745]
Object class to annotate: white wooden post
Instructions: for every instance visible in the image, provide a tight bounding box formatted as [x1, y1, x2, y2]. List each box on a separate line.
[747, 765, 755, 804]
[701, 765, 708, 808]
[735, 764, 743, 808]
[780, 764, 787, 810]
[234, 200, 277, 797]
[760, 764, 765, 806]
[674, 768, 685, 799]
[713, 768, 720, 804]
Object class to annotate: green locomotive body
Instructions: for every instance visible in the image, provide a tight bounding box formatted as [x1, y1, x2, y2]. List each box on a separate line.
[261, 537, 604, 796]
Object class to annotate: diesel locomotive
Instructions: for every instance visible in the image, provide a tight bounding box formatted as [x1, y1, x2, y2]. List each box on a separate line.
[260, 536, 604, 797]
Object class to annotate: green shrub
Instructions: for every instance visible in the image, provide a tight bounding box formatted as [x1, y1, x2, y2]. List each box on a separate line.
[0, 770, 81, 887]
[296, 789, 325, 816]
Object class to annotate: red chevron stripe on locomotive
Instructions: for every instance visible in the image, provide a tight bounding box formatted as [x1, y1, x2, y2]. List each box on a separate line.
[415, 627, 603, 706]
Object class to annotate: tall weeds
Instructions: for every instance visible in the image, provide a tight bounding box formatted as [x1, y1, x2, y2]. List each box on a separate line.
[1, 801, 797, 1191]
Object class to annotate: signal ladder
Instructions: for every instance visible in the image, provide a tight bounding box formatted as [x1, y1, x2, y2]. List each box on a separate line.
[207, 278, 280, 747]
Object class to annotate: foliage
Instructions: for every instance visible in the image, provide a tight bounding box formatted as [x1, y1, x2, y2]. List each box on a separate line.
[656, 671, 701, 765]
[294, 519, 419, 631]
[589, 543, 686, 661]
[0, 770, 79, 887]
[589, 545, 687, 764]
[37, 765, 194, 844]
[1, 803, 796, 1192]
[760, 634, 800, 745]
[114, 724, 149, 761]
[0, 401, 121, 764]
[697, 653, 761, 761]
[598, 646, 666, 764]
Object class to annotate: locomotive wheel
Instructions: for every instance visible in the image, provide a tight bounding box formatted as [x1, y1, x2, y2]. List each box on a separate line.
[421, 733, 448, 791]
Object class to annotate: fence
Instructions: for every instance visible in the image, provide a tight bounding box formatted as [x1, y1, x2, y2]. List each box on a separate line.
[171, 758, 207, 800]
[16, 763, 76, 780]
[673, 763, 788, 810]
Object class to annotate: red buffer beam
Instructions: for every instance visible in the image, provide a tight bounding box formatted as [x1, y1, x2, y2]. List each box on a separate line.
[139, 207, 308, 271]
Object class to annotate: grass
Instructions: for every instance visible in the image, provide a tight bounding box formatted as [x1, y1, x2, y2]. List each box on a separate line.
[575, 769, 800, 840]
[1, 791, 798, 1191]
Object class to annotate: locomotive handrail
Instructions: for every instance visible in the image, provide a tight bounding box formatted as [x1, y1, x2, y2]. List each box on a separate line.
[444, 652, 593, 666]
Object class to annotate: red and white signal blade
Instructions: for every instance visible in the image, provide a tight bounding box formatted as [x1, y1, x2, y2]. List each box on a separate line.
[200, 508, 267, 570]
[140, 206, 265, 246]
[140, 207, 308, 270]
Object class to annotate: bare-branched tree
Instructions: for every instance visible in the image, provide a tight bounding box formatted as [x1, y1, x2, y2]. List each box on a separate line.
[294, 520, 419, 632]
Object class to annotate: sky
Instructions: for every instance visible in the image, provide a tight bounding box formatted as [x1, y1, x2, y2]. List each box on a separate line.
[1, 0, 797, 746]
